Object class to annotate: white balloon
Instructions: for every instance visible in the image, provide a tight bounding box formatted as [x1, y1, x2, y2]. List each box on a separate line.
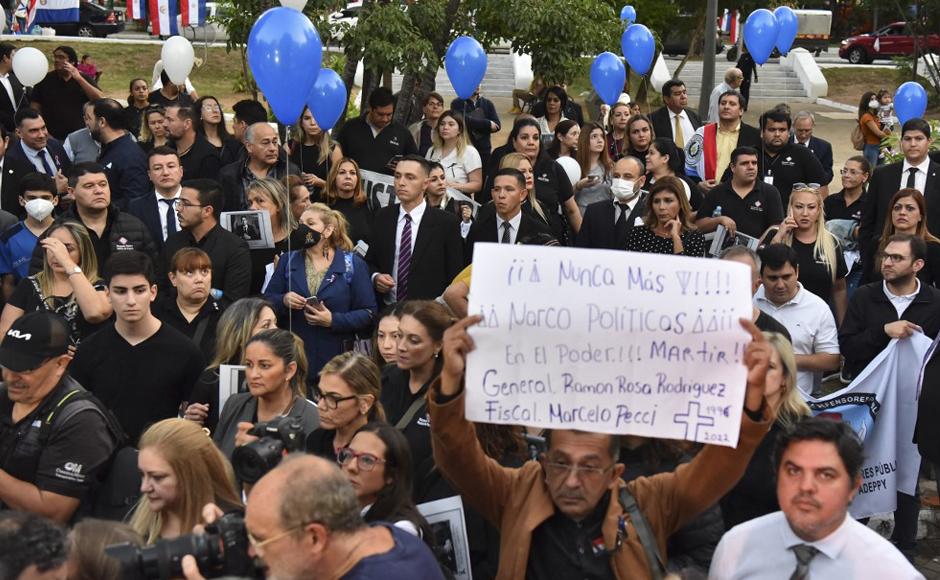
[556, 156, 581, 187]
[12, 47, 48, 88]
[0, 7, 6, 33]
[161, 36, 195, 85]
[279, 0, 307, 10]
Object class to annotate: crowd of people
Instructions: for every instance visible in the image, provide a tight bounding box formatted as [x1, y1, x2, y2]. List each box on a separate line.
[0, 40, 937, 580]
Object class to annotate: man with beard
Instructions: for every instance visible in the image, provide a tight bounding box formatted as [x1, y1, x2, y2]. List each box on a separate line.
[92, 98, 150, 208]
[756, 109, 827, 208]
[164, 104, 220, 181]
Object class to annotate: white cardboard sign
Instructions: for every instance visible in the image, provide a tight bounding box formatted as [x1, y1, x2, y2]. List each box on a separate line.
[466, 244, 753, 447]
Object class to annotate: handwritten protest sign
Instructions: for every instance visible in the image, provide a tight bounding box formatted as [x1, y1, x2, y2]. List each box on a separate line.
[361, 169, 396, 209]
[466, 244, 753, 447]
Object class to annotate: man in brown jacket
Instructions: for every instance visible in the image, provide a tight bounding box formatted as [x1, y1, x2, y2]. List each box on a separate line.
[429, 315, 774, 579]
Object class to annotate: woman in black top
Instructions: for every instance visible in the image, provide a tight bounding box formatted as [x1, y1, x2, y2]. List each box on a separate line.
[625, 113, 655, 159]
[871, 188, 940, 287]
[155, 247, 223, 361]
[245, 178, 295, 294]
[288, 107, 344, 198]
[645, 137, 703, 213]
[193, 96, 241, 156]
[627, 177, 706, 257]
[0, 221, 111, 344]
[124, 78, 150, 138]
[322, 157, 374, 247]
[138, 107, 170, 153]
[380, 300, 454, 501]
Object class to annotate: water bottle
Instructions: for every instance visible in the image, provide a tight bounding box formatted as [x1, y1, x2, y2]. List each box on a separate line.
[712, 205, 722, 218]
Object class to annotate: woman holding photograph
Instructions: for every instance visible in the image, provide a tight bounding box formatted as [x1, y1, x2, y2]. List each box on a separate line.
[244, 178, 297, 294]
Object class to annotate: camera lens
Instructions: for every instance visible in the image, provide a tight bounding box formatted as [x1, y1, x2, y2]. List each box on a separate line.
[232, 438, 285, 484]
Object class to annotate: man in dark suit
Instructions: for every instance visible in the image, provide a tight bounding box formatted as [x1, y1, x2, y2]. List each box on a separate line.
[0, 125, 36, 218]
[859, 118, 940, 268]
[366, 155, 464, 304]
[650, 80, 702, 151]
[7, 109, 71, 197]
[466, 168, 552, 261]
[792, 110, 834, 185]
[127, 146, 183, 251]
[577, 156, 647, 250]
[0, 43, 26, 133]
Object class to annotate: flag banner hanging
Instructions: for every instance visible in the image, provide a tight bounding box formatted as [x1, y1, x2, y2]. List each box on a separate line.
[149, 0, 178, 36]
[126, 0, 147, 21]
[30, 0, 78, 24]
[180, 0, 204, 27]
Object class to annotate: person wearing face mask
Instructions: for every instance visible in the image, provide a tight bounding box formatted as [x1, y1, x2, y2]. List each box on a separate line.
[858, 91, 890, 169]
[577, 155, 648, 250]
[153, 247, 223, 361]
[264, 203, 376, 380]
[0, 174, 57, 295]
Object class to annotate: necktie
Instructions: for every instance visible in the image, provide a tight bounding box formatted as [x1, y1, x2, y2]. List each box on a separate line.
[160, 198, 178, 238]
[789, 544, 820, 580]
[616, 202, 630, 226]
[37, 149, 54, 176]
[501, 221, 512, 244]
[907, 167, 918, 189]
[673, 114, 685, 149]
[397, 214, 412, 302]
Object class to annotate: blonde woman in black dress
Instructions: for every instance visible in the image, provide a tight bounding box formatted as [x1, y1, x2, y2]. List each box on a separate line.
[627, 176, 706, 257]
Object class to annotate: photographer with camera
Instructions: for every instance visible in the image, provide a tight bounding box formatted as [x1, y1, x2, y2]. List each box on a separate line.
[129, 418, 241, 544]
[179, 454, 444, 580]
[215, 328, 318, 483]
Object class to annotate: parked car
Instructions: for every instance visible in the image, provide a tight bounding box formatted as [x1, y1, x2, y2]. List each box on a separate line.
[43, 1, 124, 37]
[839, 21, 940, 64]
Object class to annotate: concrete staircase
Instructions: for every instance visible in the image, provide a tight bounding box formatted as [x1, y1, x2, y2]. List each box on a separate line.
[391, 50, 517, 99]
[674, 59, 811, 104]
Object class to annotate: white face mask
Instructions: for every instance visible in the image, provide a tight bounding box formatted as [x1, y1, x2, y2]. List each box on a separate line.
[610, 178, 638, 202]
[24, 198, 55, 221]
[868, 99, 880, 110]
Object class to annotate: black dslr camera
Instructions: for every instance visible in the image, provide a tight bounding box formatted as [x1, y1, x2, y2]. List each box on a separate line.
[232, 416, 306, 484]
[106, 512, 261, 579]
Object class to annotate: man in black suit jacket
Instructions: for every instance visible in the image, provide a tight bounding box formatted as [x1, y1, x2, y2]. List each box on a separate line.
[366, 155, 464, 303]
[218, 122, 297, 211]
[577, 156, 648, 250]
[0, 125, 36, 218]
[466, 168, 552, 262]
[859, 118, 940, 268]
[792, 111, 834, 185]
[0, 43, 25, 133]
[8, 110, 71, 193]
[650, 80, 702, 149]
[127, 146, 183, 251]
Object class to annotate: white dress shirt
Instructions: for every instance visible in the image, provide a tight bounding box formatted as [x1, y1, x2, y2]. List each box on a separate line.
[884, 278, 920, 318]
[709, 511, 924, 579]
[901, 157, 931, 194]
[155, 187, 182, 240]
[390, 200, 427, 302]
[496, 210, 523, 245]
[754, 283, 840, 395]
[20, 141, 56, 175]
[0, 73, 15, 110]
[671, 109, 696, 146]
[613, 195, 644, 226]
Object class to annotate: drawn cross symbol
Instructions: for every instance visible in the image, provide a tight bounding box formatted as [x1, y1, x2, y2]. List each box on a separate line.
[673, 402, 715, 440]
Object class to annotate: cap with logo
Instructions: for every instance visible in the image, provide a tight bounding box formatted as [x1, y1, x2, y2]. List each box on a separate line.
[0, 311, 71, 372]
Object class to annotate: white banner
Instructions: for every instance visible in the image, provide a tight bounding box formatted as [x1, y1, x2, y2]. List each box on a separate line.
[466, 244, 753, 447]
[360, 169, 396, 209]
[808, 334, 929, 518]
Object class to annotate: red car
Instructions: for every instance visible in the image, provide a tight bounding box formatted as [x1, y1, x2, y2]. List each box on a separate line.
[839, 21, 940, 64]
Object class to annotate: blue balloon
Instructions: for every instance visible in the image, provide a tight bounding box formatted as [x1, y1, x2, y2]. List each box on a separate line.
[591, 52, 626, 106]
[895, 81, 928, 125]
[743, 8, 778, 65]
[621, 24, 655, 76]
[774, 6, 799, 55]
[619, 5, 636, 24]
[445, 36, 487, 100]
[248, 7, 322, 125]
[306, 68, 347, 132]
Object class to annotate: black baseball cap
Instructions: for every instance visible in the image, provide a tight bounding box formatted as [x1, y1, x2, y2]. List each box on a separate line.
[0, 312, 71, 372]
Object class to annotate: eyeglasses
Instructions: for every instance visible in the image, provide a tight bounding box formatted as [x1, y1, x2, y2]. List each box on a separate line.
[879, 252, 911, 264]
[336, 448, 386, 471]
[840, 168, 864, 176]
[247, 523, 309, 553]
[542, 461, 613, 481]
[791, 183, 820, 192]
[312, 388, 358, 410]
[173, 199, 204, 208]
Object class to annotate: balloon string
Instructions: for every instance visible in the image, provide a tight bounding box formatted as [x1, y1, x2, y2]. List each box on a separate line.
[286, 119, 292, 336]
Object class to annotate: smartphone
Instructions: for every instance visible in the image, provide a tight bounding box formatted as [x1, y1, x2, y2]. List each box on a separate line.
[306, 295, 319, 305]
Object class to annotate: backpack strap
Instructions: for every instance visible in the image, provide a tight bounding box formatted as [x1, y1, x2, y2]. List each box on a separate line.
[619, 486, 665, 580]
[394, 397, 426, 431]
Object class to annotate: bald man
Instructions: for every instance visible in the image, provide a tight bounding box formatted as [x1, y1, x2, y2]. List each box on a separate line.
[708, 67, 744, 123]
[217, 122, 299, 210]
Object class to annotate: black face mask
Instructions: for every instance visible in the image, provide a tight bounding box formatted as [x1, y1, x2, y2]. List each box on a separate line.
[297, 224, 322, 248]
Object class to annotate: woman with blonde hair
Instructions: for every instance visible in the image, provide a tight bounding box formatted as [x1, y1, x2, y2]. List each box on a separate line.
[130, 418, 242, 543]
[264, 203, 376, 378]
[306, 351, 386, 458]
[0, 221, 111, 344]
[720, 332, 810, 529]
[771, 185, 847, 322]
[289, 106, 344, 196]
[183, 297, 278, 433]
[138, 106, 169, 152]
[871, 188, 940, 286]
[245, 177, 296, 294]
[323, 157, 374, 246]
[499, 151, 549, 228]
[425, 110, 483, 197]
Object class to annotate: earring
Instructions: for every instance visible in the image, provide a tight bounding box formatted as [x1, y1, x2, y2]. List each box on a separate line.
[322, 245, 329, 258]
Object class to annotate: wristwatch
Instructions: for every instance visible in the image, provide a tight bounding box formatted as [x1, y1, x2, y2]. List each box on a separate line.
[67, 266, 82, 277]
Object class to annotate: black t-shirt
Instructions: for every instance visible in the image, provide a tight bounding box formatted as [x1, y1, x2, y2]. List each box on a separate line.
[697, 181, 784, 239]
[337, 117, 418, 175]
[380, 365, 434, 501]
[30, 72, 98, 139]
[147, 90, 194, 109]
[152, 296, 223, 361]
[758, 143, 827, 208]
[70, 322, 205, 443]
[288, 141, 334, 192]
[532, 155, 574, 241]
[9, 275, 108, 344]
[791, 238, 847, 304]
[176, 134, 222, 181]
[0, 377, 114, 502]
[824, 190, 866, 222]
[330, 197, 374, 247]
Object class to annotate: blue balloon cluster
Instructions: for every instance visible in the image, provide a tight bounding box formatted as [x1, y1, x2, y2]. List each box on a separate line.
[621, 23, 655, 76]
[247, 7, 322, 125]
[619, 5, 636, 25]
[774, 6, 799, 55]
[445, 36, 487, 100]
[895, 82, 928, 125]
[307, 69, 347, 132]
[591, 52, 626, 106]
[743, 8, 778, 65]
